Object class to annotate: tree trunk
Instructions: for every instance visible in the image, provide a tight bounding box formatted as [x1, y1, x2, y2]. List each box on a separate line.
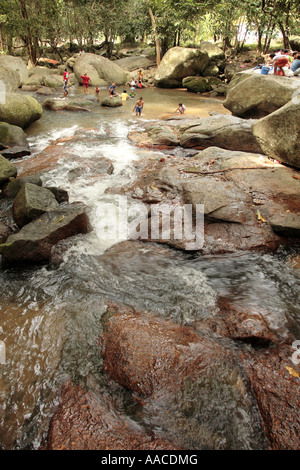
[19, 0, 37, 64]
[279, 23, 290, 49]
[223, 36, 231, 51]
[147, 3, 160, 66]
[257, 28, 263, 52]
[177, 29, 181, 47]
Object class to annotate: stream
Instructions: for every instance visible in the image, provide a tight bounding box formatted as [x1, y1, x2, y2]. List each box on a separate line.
[0, 86, 299, 450]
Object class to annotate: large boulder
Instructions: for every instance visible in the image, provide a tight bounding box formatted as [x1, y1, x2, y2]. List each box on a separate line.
[0, 67, 23, 94]
[0, 55, 28, 92]
[198, 41, 225, 60]
[42, 98, 94, 112]
[23, 67, 68, 88]
[0, 121, 30, 158]
[100, 96, 123, 107]
[154, 47, 209, 88]
[21, 74, 44, 88]
[0, 93, 43, 128]
[268, 211, 300, 237]
[252, 100, 300, 169]
[22, 70, 77, 89]
[240, 345, 300, 450]
[289, 37, 300, 51]
[101, 307, 268, 450]
[154, 44, 224, 88]
[223, 72, 300, 118]
[182, 177, 254, 224]
[43, 74, 64, 88]
[0, 154, 17, 186]
[178, 114, 263, 153]
[12, 182, 60, 227]
[194, 147, 300, 239]
[145, 124, 179, 147]
[224, 64, 246, 82]
[28, 66, 57, 77]
[114, 56, 154, 71]
[182, 76, 222, 93]
[73, 53, 129, 86]
[0, 202, 91, 263]
[3, 174, 42, 198]
[119, 147, 298, 254]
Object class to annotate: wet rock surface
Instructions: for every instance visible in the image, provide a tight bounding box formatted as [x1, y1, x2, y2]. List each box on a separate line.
[128, 114, 263, 153]
[42, 98, 94, 112]
[46, 380, 181, 450]
[0, 121, 31, 159]
[45, 298, 299, 450]
[240, 345, 300, 450]
[12, 182, 59, 227]
[1, 74, 299, 451]
[113, 145, 299, 254]
[0, 202, 91, 263]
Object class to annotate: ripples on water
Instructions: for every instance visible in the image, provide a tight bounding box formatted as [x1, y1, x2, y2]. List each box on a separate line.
[0, 89, 299, 449]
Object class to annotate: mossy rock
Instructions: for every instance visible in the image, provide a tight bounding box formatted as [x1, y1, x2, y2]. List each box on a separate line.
[0, 154, 17, 185]
[0, 121, 29, 150]
[100, 96, 123, 107]
[13, 182, 60, 227]
[182, 76, 222, 93]
[0, 93, 43, 128]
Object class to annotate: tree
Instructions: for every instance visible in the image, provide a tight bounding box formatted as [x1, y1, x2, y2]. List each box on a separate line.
[146, 0, 161, 65]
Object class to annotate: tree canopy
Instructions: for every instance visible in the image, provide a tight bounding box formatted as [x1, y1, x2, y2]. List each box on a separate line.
[0, 0, 299, 64]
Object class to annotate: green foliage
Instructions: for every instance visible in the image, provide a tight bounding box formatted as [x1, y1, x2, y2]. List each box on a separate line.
[0, 0, 299, 61]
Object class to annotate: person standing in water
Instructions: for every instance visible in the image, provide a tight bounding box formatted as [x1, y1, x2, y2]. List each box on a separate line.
[63, 68, 69, 83]
[133, 96, 144, 116]
[63, 80, 70, 97]
[95, 86, 101, 102]
[80, 73, 91, 93]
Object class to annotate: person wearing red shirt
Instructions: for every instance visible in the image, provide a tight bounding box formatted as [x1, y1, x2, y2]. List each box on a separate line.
[80, 73, 91, 93]
[63, 68, 69, 83]
[273, 50, 290, 76]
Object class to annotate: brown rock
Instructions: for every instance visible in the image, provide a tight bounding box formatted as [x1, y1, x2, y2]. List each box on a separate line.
[46, 381, 180, 450]
[15, 145, 80, 177]
[241, 345, 300, 450]
[212, 296, 292, 345]
[0, 202, 91, 263]
[101, 306, 267, 449]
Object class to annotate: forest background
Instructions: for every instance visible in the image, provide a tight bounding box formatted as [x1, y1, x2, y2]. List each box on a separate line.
[0, 0, 299, 66]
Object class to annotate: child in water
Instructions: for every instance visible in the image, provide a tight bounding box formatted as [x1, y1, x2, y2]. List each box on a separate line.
[175, 103, 186, 114]
[133, 97, 144, 116]
[120, 90, 130, 102]
[129, 87, 136, 98]
[63, 80, 70, 97]
[95, 86, 101, 102]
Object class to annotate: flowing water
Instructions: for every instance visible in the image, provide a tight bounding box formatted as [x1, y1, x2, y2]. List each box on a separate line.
[0, 86, 299, 450]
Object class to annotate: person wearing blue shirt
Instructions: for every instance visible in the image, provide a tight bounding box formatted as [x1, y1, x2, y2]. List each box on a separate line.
[109, 82, 118, 97]
[290, 55, 300, 75]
